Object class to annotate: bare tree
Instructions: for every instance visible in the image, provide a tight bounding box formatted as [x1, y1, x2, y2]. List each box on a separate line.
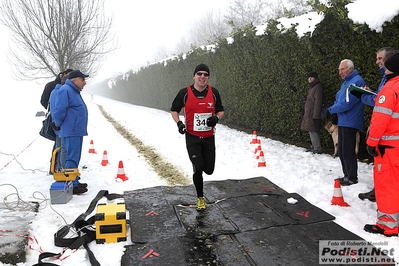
[158, 9, 230, 60]
[172, 37, 192, 56]
[0, 0, 116, 80]
[225, 0, 272, 29]
[271, 0, 312, 18]
[225, 0, 312, 30]
[188, 10, 231, 47]
[154, 46, 172, 62]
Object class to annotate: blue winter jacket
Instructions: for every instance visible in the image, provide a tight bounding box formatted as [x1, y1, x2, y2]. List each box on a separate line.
[361, 67, 386, 107]
[52, 79, 88, 138]
[328, 69, 365, 130]
[49, 83, 62, 136]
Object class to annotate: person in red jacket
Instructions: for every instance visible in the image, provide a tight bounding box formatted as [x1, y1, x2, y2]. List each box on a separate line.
[364, 52, 399, 237]
[170, 64, 224, 211]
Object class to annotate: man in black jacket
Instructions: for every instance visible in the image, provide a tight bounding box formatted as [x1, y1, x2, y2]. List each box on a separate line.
[40, 69, 73, 109]
[40, 69, 73, 174]
[40, 74, 61, 109]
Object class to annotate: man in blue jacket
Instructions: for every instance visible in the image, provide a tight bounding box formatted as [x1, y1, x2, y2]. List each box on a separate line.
[328, 59, 365, 186]
[52, 70, 89, 195]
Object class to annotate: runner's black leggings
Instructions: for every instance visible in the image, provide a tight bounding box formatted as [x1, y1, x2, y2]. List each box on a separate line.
[185, 133, 215, 197]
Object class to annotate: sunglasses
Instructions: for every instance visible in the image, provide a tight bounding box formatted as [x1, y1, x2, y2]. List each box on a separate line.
[196, 72, 209, 77]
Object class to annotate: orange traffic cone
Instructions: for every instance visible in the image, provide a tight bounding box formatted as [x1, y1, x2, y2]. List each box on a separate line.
[258, 151, 266, 167]
[254, 144, 261, 154]
[116, 161, 128, 181]
[256, 148, 262, 159]
[101, 150, 109, 166]
[88, 140, 96, 154]
[250, 130, 257, 144]
[331, 179, 350, 207]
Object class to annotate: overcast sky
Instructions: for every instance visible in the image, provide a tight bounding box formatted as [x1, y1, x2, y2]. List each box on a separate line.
[0, 0, 232, 87]
[1, 0, 399, 87]
[98, 0, 232, 81]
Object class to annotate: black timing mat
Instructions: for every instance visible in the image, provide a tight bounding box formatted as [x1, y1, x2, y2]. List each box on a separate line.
[121, 176, 366, 265]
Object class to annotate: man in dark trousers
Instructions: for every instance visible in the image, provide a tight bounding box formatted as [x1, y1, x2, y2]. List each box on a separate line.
[49, 69, 74, 171]
[41, 74, 61, 109]
[301, 72, 324, 154]
[170, 64, 224, 210]
[40, 69, 73, 174]
[328, 59, 365, 186]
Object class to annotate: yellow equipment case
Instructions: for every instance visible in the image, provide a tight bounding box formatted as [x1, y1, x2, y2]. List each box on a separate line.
[51, 147, 80, 182]
[95, 203, 127, 244]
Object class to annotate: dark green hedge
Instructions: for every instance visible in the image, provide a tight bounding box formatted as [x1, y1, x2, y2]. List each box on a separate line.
[93, 2, 399, 159]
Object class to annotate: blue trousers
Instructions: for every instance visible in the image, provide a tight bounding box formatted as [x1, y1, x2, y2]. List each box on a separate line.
[55, 135, 66, 170]
[64, 136, 83, 187]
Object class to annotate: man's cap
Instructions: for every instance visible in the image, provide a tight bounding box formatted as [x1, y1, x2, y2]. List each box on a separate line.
[68, 70, 89, 79]
[384, 52, 399, 73]
[193, 64, 210, 76]
[307, 71, 318, 79]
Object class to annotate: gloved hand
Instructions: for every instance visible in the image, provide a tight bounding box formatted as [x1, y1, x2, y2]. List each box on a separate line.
[366, 145, 378, 157]
[378, 144, 393, 158]
[325, 109, 331, 119]
[177, 121, 186, 134]
[350, 90, 362, 99]
[50, 122, 60, 131]
[331, 113, 338, 125]
[206, 116, 219, 127]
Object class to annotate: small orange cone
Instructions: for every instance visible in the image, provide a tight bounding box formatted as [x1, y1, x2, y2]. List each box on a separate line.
[257, 151, 266, 167]
[331, 179, 350, 207]
[256, 148, 262, 159]
[254, 144, 261, 154]
[250, 131, 257, 144]
[116, 161, 128, 181]
[101, 150, 109, 166]
[88, 140, 97, 154]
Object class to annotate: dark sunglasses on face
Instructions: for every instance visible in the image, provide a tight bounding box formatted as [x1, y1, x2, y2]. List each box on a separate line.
[196, 72, 209, 77]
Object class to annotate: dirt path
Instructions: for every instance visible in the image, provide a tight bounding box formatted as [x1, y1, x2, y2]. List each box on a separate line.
[97, 105, 190, 186]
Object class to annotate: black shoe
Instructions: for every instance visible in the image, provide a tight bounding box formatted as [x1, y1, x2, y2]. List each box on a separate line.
[78, 182, 88, 188]
[358, 189, 375, 202]
[364, 224, 398, 237]
[340, 177, 358, 186]
[73, 186, 88, 195]
[305, 148, 313, 152]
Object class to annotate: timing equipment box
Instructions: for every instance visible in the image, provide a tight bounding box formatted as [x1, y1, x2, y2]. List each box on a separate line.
[50, 181, 73, 204]
[95, 203, 127, 244]
[51, 147, 80, 182]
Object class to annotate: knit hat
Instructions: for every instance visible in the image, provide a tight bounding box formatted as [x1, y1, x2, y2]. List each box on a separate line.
[193, 64, 210, 76]
[384, 52, 399, 73]
[307, 71, 318, 79]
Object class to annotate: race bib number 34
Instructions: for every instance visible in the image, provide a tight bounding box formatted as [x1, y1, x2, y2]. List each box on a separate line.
[194, 113, 212, 131]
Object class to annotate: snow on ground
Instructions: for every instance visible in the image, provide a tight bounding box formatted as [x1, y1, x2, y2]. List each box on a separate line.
[0, 91, 398, 265]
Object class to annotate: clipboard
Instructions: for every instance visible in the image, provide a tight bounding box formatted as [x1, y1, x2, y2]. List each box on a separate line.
[348, 84, 377, 96]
